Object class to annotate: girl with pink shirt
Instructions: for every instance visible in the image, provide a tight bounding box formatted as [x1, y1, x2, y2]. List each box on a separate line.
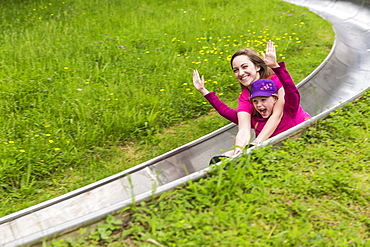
[193, 41, 310, 160]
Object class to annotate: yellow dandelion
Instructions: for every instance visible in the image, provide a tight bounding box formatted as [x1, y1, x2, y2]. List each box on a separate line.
[49, 140, 54, 143]
[183, 83, 188, 86]
[20, 149, 26, 152]
[300, 22, 305, 24]
[160, 89, 165, 92]
[34, 134, 40, 137]
[202, 102, 207, 104]
[296, 41, 302, 43]
[219, 93, 224, 96]
[64, 67, 68, 70]
[201, 18, 206, 20]
[55, 148, 60, 151]
[86, 81, 89, 84]
[186, 88, 191, 91]
[46, 134, 51, 136]
[9, 141, 14, 144]
[146, 51, 150, 53]
[189, 92, 194, 95]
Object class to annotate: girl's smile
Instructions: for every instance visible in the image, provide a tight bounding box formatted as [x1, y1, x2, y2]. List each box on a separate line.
[252, 96, 277, 118]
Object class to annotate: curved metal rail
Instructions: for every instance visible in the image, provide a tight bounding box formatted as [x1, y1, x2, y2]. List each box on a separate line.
[1, 0, 370, 246]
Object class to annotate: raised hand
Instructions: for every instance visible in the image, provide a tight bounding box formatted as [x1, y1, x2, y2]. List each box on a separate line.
[192, 70, 210, 96]
[261, 40, 279, 68]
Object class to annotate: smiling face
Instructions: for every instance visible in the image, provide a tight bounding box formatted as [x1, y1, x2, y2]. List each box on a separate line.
[252, 96, 277, 118]
[232, 55, 261, 88]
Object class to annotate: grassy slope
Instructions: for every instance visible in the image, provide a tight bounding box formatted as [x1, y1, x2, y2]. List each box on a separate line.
[0, 0, 333, 216]
[51, 90, 370, 246]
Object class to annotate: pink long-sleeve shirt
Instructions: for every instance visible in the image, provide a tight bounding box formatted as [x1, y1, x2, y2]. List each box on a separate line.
[204, 74, 282, 124]
[237, 62, 310, 137]
[203, 67, 310, 127]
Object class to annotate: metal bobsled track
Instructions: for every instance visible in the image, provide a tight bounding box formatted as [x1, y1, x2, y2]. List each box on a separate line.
[1, 0, 370, 246]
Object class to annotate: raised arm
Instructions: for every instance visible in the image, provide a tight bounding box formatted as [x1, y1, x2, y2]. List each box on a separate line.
[272, 62, 300, 114]
[193, 70, 238, 124]
[252, 41, 284, 143]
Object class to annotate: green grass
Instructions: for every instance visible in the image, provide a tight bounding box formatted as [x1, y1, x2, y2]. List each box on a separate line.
[49, 90, 370, 246]
[0, 0, 334, 216]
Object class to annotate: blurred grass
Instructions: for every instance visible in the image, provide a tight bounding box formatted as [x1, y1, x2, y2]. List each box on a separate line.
[0, 0, 333, 216]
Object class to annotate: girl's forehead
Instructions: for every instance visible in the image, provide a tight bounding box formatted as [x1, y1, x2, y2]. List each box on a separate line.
[232, 55, 252, 67]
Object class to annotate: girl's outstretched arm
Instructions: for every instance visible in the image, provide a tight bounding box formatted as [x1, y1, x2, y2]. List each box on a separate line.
[192, 70, 210, 96]
[193, 70, 238, 124]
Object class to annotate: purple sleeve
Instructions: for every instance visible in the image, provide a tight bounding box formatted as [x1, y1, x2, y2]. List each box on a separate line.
[272, 62, 300, 115]
[204, 92, 238, 124]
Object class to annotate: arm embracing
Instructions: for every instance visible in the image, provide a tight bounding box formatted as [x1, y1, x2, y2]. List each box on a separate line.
[253, 87, 285, 142]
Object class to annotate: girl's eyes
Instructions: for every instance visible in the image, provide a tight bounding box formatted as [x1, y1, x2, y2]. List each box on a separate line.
[253, 98, 267, 104]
